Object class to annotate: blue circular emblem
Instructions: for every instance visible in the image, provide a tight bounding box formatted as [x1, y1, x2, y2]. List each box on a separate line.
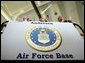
[30, 28, 56, 46]
[25, 25, 61, 51]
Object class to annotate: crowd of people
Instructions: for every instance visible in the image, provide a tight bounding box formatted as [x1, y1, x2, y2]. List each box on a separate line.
[2, 16, 84, 36]
[58, 16, 72, 23]
[1, 15, 72, 33]
[23, 15, 72, 23]
[23, 15, 49, 22]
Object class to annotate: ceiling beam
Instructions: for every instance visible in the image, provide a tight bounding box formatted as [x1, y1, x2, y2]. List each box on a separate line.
[1, 7, 11, 20]
[13, 1, 51, 20]
[41, 4, 52, 14]
[35, 1, 41, 6]
[31, 1, 42, 19]
[2, 3, 12, 16]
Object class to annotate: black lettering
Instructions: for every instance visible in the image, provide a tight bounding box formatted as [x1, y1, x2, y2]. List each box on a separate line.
[45, 54, 49, 59]
[31, 22, 53, 25]
[42, 55, 45, 58]
[32, 53, 36, 59]
[56, 53, 61, 58]
[26, 54, 29, 58]
[69, 54, 73, 58]
[16, 53, 22, 59]
[37, 54, 41, 59]
[50, 54, 53, 58]
[62, 54, 65, 58]
[23, 53, 25, 58]
[65, 54, 69, 58]
[31, 22, 34, 24]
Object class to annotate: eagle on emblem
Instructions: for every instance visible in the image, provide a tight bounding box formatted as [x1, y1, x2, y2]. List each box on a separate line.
[37, 29, 50, 44]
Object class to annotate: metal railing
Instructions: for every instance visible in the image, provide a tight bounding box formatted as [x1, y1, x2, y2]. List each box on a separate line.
[1, 21, 9, 34]
[73, 23, 84, 33]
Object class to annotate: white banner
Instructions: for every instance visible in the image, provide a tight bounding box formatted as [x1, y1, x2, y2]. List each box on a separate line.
[1, 21, 84, 60]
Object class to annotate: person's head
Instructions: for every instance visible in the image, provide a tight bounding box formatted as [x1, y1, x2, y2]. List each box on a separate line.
[23, 16, 28, 21]
[58, 16, 63, 22]
[27, 18, 30, 21]
[46, 14, 50, 20]
[23, 16, 31, 22]
[39, 17, 45, 22]
[68, 16, 72, 21]
[67, 16, 72, 23]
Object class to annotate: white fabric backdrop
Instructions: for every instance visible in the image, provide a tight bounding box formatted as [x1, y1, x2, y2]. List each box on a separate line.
[1, 21, 84, 60]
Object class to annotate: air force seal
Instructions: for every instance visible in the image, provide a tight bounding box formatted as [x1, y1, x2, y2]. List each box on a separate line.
[25, 25, 62, 51]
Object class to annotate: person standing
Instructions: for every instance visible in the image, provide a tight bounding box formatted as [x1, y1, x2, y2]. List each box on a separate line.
[23, 16, 31, 22]
[58, 16, 64, 22]
[39, 17, 46, 22]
